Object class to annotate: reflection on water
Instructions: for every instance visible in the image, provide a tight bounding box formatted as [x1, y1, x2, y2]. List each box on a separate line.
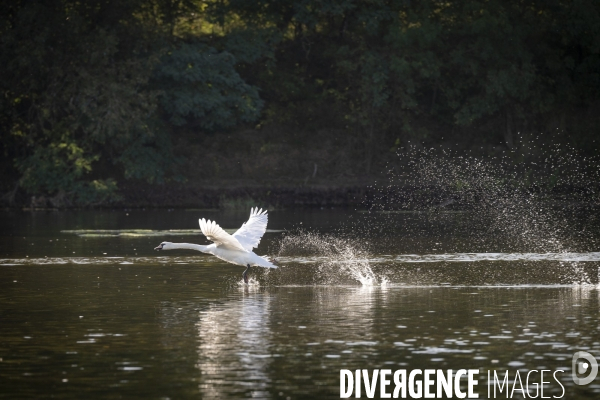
[154, 285, 600, 399]
[0, 209, 599, 398]
[196, 291, 273, 398]
[3, 252, 600, 264]
[158, 285, 392, 398]
[1, 253, 597, 286]
[1, 264, 600, 398]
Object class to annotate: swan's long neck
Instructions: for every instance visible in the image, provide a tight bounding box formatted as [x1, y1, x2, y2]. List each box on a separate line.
[168, 243, 211, 253]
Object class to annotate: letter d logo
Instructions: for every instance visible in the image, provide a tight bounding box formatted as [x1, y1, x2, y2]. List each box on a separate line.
[572, 351, 598, 385]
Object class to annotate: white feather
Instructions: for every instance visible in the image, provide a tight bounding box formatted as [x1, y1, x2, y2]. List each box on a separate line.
[156, 208, 277, 272]
[199, 218, 247, 252]
[232, 207, 269, 251]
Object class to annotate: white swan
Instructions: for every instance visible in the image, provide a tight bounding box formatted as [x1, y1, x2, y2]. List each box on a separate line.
[154, 207, 277, 283]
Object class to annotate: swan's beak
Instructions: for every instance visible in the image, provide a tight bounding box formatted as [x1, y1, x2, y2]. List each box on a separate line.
[154, 244, 163, 250]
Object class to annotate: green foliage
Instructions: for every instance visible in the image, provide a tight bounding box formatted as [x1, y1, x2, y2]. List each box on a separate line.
[0, 0, 232, 204]
[17, 140, 95, 194]
[154, 42, 263, 130]
[1, 0, 599, 205]
[206, 0, 600, 155]
[0, 0, 166, 203]
[16, 139, 119, 206]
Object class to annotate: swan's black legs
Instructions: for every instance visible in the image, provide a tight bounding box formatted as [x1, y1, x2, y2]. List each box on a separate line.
[243, 264, 251, 284]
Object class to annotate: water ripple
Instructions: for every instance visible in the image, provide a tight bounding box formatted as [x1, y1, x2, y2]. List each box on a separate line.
[1, 252, 599, 266]
[278, 252, 600, 263]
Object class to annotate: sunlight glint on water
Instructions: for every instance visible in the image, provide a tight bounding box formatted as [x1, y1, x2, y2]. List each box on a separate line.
[1, 145, 600, 398]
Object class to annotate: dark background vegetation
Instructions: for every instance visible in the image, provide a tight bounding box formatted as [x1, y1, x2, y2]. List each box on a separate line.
[1, 0, 599, 208]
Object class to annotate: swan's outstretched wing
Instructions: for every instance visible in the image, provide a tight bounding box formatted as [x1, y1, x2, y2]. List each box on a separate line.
[232, 207, 268, 251]
[199, 218, 247, 252]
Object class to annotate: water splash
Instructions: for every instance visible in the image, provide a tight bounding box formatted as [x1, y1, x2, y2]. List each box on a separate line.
[274, 252, 600, 263]
[353, 144, 600, 284]
[236, 276, 261, 289]
[260, 144, 599, 286]
[381, 146, 597, 251]
[273, 231, 381, 286]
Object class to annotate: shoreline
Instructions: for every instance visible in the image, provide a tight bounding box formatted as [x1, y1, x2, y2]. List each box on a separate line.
[3, 182, 598, 211]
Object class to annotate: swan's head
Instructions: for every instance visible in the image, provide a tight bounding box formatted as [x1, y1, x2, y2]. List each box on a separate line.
[154, 241, 173, 251]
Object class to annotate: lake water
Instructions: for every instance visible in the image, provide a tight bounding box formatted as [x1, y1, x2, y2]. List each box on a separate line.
[1, 209, 599, 399]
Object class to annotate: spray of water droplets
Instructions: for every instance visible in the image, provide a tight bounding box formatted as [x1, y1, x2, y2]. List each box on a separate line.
[265, 142, 599, 286]
[269, 231, 382, 286]
[360, 144, 600, 284]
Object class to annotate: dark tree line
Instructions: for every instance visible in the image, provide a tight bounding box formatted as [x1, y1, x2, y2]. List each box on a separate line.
[1, 0, 599, 205]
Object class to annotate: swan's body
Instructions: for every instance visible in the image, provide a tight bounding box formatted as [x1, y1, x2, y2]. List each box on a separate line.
[154, 208, 277, 283]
